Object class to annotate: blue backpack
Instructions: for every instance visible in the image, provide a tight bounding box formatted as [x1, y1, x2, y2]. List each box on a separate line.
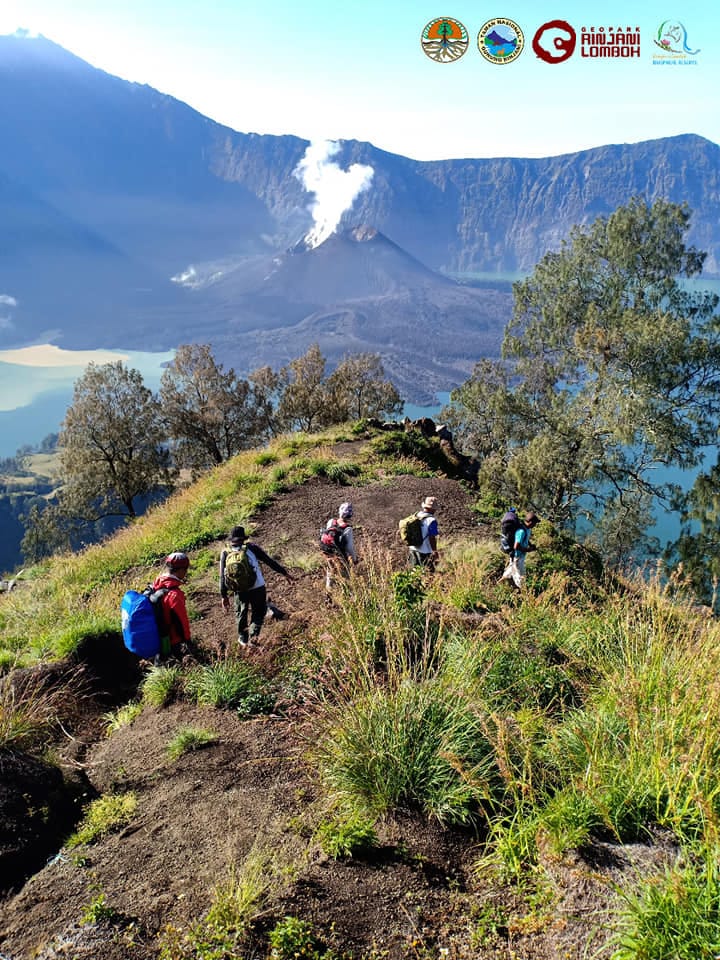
[120, 587, 168, 658]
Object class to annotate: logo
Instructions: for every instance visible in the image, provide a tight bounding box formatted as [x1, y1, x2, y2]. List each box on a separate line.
[477, 18, 524, 64]
[421, 17, 469, 63]
[653, 20, 700, 62]
[532, 20, 576, 63]
[580, 26, 640, 58]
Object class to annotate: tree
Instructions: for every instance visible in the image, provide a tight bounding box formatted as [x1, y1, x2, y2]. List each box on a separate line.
[159, 344, 273, 470]
[666, 459, 720, 607]
[327, 353, 403, 421]
[445, 198, 720, 556]
[58, 361, 173, 520]
[276, 344, 332, 432]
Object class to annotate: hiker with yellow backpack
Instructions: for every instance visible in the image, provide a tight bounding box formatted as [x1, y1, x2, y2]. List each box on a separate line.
[220, 526, 295, 648]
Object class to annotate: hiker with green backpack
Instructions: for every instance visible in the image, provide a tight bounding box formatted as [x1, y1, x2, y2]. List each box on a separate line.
[399, 496, 440, 570]
[220, 526, 295, 648]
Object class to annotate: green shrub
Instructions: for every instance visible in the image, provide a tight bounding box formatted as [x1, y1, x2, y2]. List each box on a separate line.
[269, 916, 323, 960]
[166, 726, 218, 761]
[316, 813, 378, 859]
[68, 792, 137, 846]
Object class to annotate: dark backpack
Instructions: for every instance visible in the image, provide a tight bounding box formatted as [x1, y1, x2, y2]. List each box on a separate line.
[500, 511, 522, 555]
[398, 513, 424, 548]
[224, 545, 257, 593]
[319, 519, 347, 556]
[120, 585, 168, 659]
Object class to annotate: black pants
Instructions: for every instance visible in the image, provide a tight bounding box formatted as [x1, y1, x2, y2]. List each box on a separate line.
[233, 585, 267, 642]
[408, 550, 435, 571]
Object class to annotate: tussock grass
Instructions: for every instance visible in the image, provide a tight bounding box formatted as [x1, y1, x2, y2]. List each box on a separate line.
[68, 792, 137, 846]
[166, 726, 218, 761]
[142, 665, 184, 708]
[186, 661, 265, 709]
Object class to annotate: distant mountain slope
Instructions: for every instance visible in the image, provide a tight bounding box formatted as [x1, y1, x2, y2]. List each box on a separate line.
[1, 32, 718, 394]
[170, 226, 511, 397]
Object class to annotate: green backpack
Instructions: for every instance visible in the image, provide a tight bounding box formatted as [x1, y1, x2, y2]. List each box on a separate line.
[398, 513, 424, 548]
[224, 545, 257, 593]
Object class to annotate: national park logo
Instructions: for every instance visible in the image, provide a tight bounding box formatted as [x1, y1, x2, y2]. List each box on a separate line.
[420, 17, 470, 63]
[477, 18, 524, 64]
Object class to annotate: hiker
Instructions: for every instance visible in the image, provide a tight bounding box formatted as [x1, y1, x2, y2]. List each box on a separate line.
[407, 496, 439, 570]
[500, 512, 540, 588]
[220, 525, 294, 647]
[320, 501, 358, 591]
[500, 507, 521, 558]
[151, 551, 192, 660]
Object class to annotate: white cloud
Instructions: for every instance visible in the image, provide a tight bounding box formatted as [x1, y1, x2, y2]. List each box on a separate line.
[0, 295, 18, 307]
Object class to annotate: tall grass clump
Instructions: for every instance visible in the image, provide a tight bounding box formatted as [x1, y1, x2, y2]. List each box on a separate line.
[320, 549, 436, 684]
[142, 665, 185, 708]
[313, 676, 499, 825]
[0, 669, 69, 751]
[185, 661, 267, 710]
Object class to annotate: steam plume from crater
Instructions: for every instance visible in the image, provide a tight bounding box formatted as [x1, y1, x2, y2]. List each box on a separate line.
[294, 140, 374, 249]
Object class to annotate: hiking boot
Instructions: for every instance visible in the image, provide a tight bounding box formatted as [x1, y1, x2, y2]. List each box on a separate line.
[238, 634, 249, 647]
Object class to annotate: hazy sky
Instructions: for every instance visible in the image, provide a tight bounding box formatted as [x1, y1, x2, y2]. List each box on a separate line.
[0, 1, 717, 160]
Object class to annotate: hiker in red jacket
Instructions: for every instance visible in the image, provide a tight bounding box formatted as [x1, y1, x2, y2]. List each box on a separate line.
[151, 551, 192, 660]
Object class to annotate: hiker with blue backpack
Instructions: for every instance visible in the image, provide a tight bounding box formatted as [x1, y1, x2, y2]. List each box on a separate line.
[220, 526, 294, 648]
[500, 511, 540, 588]
[121, 551, 192, 663]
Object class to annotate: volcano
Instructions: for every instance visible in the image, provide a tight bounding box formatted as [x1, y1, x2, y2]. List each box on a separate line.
[171, 226, 512, 400]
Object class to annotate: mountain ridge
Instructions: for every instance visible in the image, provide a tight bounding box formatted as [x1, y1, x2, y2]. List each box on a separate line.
[1, 33, 718, 399]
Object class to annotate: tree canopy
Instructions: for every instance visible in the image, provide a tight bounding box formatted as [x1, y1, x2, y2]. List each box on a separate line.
[58, 361, 174, 520]
[445, 197, 720, 558]
[159, 344, 273, 470]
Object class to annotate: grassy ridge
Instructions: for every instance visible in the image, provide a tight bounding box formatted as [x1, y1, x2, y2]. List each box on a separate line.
[4, 426, 720, 956]
[0, 431, 363, 668]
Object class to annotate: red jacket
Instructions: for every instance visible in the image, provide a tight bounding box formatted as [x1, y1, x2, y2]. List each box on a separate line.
[151, 574, 191, 648]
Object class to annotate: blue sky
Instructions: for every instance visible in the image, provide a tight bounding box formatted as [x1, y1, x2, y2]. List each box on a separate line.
[0, 0, 717, 160]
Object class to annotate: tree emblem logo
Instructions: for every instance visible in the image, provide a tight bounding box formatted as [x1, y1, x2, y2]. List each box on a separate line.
[421, 17, 470, 63]
[477, 18, 525, 64]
